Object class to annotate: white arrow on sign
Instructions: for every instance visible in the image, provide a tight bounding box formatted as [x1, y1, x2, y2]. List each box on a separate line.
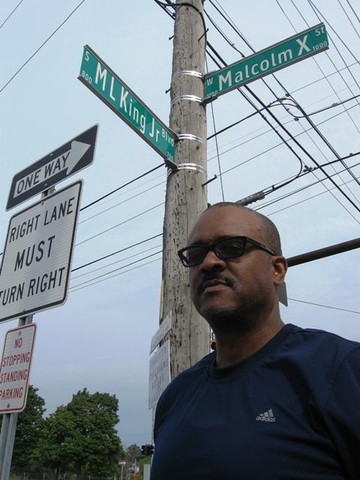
[13, 140, 90, 199]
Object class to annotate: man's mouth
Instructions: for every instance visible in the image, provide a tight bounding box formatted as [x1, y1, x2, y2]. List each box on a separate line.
[200, 278, 231, 293]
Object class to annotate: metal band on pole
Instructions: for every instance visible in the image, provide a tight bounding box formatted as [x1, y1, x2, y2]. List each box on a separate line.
[171, 70, 203, 81]
[177, 133, 204, 144]
[177, 163, 207, 175]
[171, 94, 203, 106]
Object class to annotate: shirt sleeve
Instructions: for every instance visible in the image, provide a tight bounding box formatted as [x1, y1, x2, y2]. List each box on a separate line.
[324, 346, 360, 480]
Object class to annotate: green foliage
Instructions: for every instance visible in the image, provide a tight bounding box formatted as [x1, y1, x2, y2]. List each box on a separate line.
[12, 385, 46, 472]
[33, 388, 124, 477]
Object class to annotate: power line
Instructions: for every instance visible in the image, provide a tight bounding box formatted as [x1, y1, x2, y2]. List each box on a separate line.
[204, 6, 360, 215]
[70, 252, 162, 293]
[344, 0, 360, 24]
[72, 244, 162, 281]
[0, 0, 24, 30]
[80, 163, 164, 212]
[72, 233, 162, 272]
[0, 0, 87, 93]
[76, 202, 164, 246]
[79, 180, 164, 225]
[289, 298, 360, 315]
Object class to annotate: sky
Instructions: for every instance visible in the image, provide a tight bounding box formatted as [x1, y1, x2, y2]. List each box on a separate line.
[0, 0, 359, 447]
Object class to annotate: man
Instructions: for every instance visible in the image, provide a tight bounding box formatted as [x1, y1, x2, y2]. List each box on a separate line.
[150, 203, 360, 480]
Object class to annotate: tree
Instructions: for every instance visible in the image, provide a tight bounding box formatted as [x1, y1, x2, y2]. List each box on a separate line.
[33, 388, 124, 477]
[11, 385, 46, 473]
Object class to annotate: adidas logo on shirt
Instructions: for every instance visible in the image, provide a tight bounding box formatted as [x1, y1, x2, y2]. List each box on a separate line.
[256, 409, 276, 422]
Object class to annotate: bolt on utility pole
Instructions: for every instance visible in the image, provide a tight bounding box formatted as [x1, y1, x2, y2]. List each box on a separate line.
[161, 0, 210, 379]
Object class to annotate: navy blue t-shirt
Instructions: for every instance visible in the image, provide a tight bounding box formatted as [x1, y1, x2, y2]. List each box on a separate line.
[151, 324, 360, 480]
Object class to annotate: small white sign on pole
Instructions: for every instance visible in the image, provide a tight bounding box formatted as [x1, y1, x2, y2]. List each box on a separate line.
[148, 340, 170, 410]
[150, 311, 172, 354]
[0, 323, 37, 413]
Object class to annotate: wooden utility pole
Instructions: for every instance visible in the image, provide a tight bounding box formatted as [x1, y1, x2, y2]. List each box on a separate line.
[161, 0, 209, 379]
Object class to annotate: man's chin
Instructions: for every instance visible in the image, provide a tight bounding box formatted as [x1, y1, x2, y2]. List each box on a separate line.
[198, 304, 259, 335]
[199, 304, 238, 324]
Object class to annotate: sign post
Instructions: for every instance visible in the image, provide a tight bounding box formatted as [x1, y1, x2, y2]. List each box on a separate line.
[78, 45, 177, 168]
[204, 23, 329, 99]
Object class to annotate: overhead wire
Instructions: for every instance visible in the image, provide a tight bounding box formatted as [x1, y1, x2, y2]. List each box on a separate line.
[206, 1, 360, 215]
[157, 0, 358, 213]
[289, 0, 360, 135]
[288, 297, 360, 315]
[70, 1, 360, 318]
[206, 59, 225, 201]
[81, 163, 164, 212]
[338, 0, 360, 41]
[0, 0, 87, 93]
[280, 1, 360, 203]
[62, 0, 360, 317]
[72, 244, 162, 281]
[344, 0, 360, 24]
[1, 0, 356, 312]
[208, 91, 359, 160]
[279, 96, 360, 201]
[76, 202, 164, 247]
[262, 162, 360, 218]
[0, 0, 24, 30]
[72, 233, 163, 273]
[71, 153, 360, 283]
[70, 252, 162, 293]
[79, 180, 165, 225]
[308, 0, 360, 93]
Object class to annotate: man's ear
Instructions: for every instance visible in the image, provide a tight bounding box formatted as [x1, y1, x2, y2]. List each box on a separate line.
[272, 256, 288, 286]
[273, 256, 288, 306]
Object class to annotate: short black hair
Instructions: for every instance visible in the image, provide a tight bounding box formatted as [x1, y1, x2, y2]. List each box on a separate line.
[206, 202, 283, 255]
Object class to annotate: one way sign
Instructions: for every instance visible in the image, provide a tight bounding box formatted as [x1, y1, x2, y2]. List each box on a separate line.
[6, 124, 98, 210]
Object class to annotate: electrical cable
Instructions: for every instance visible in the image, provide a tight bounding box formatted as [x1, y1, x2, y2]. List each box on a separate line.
[262, 172, 360, 221]
[72, 233, 162, 272]
[79, 180, 165, 225]
[72, 244, 162, 281]
[80, 163, 164, 212]
[206, 59, 225, 200]
[207, 0, 360, 197]
[0, 0, 87, 93]
[288, 297, 360, 315]
[289, 0, 360, 136]
[338, 0, 360, 40]
[283, 94, 360, 119]
[308, 0, 360, 93]
[0, 0, 24, 30]
[76, 202, 164, 246]
[277, 1, 360, 201]
[345, 0, 360, 24]
[281, 97, 360, 201]
[71, 155, 360, 280]
[204, 5, 360, 214]
[70, 252, 162, 292]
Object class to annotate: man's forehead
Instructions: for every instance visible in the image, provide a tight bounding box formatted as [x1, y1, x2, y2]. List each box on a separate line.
[189, 206, 262, 241]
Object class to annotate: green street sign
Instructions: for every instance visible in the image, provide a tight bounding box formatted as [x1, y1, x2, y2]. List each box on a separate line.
[205, 23, 329, 99]
[79, 45, 176, 168]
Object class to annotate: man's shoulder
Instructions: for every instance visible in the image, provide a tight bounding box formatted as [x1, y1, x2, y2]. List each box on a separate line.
[285, 323, 360, 362]
[289, 323, 359, 345]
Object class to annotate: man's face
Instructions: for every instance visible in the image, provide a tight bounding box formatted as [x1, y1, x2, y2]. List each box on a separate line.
[188, 206, 282, 327]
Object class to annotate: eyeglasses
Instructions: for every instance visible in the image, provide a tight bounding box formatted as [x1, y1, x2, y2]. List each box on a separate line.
[178, 236, 275, 267]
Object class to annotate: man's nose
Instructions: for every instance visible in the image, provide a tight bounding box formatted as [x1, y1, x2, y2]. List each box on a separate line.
[199, 248, 225, 271]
